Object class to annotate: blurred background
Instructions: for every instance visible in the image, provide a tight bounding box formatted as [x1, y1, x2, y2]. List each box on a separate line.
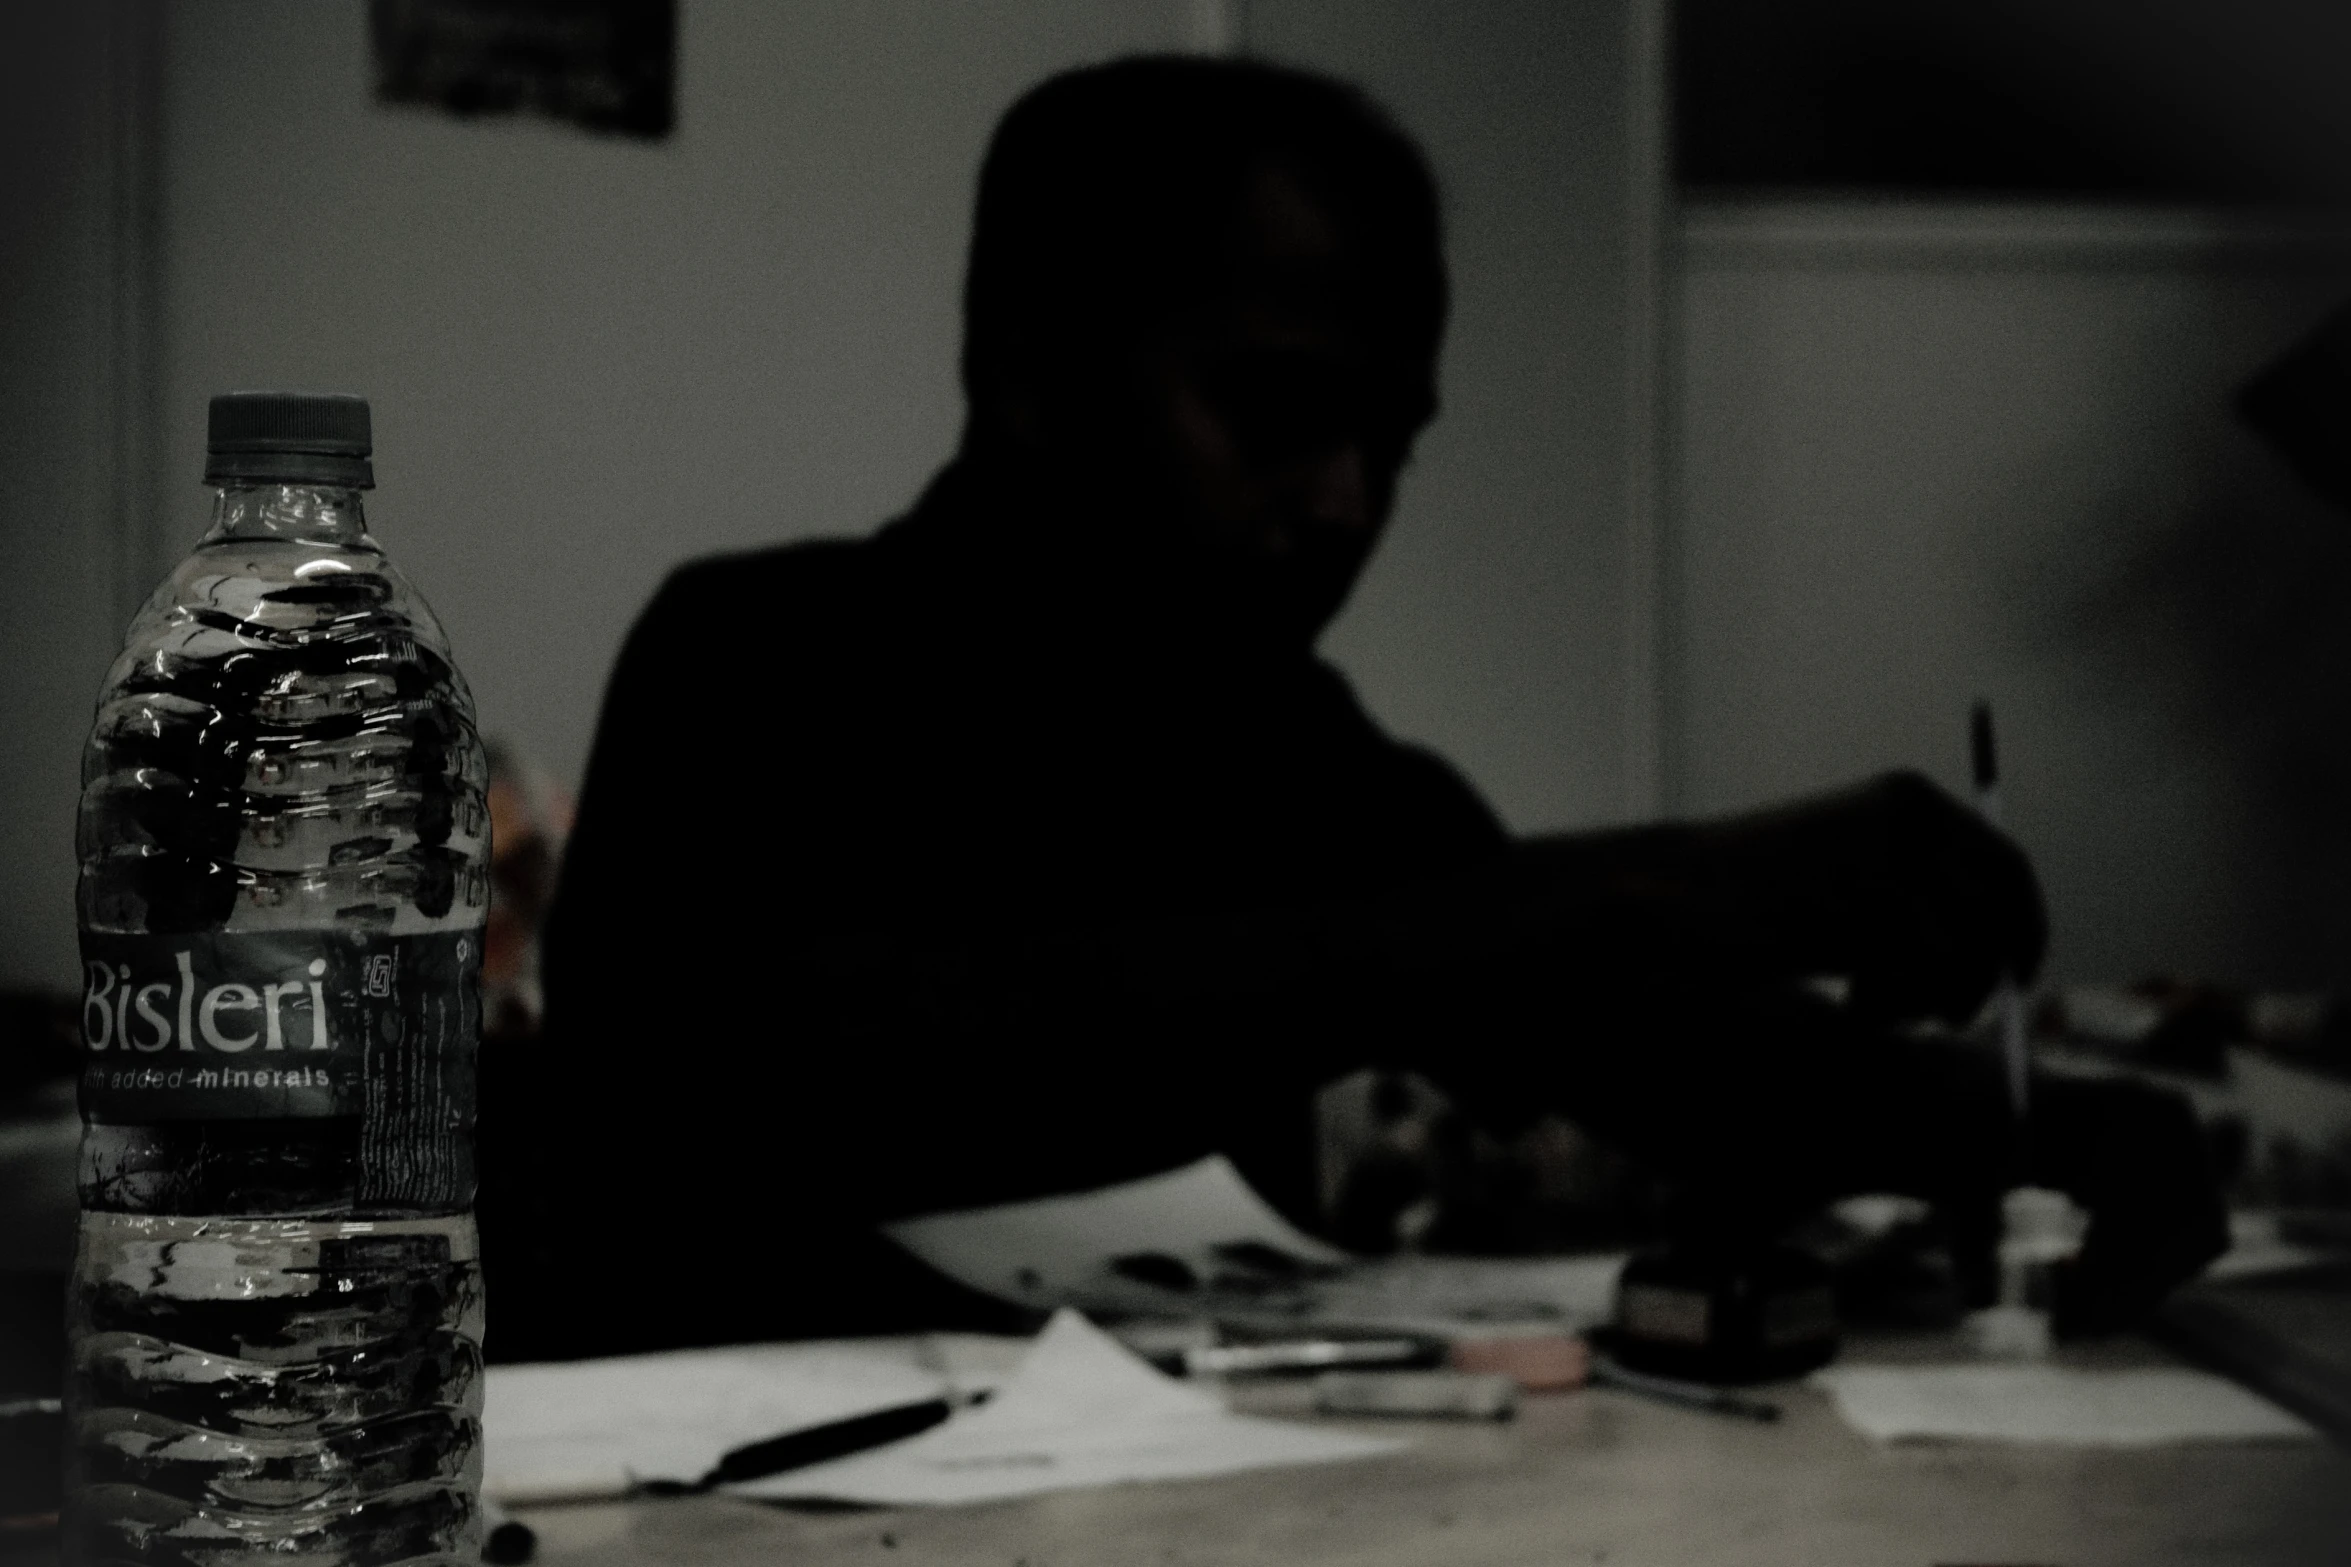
[7, 0, 2350, 1016]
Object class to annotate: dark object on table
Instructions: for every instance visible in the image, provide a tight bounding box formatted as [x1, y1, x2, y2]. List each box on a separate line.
[2031, 1071, 2232, 1335]
[372, 0, 675, 139]
[2240, 299, 2351, 516]
[1605, 1240, 1839, 1385]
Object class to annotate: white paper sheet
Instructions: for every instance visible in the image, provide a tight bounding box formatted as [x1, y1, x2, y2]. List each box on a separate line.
[735, 1308, 1403, 1506]
[1813, 1363, 2319, 1446]
[884, 1154, 1624, 1334]
[481, 1333, 1025, 1503]
[884, 1155, 1347, 1315]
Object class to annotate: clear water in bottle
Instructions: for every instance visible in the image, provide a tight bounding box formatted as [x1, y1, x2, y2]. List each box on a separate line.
[68, 393, 490, 1567]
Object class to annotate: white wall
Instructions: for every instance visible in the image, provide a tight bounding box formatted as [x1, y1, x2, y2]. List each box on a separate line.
[1673, 205, 2351, 988]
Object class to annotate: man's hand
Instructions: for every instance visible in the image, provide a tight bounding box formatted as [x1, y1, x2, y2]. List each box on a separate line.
[1707, 770, 2047, 1026]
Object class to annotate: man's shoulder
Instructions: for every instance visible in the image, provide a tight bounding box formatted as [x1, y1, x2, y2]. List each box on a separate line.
[651, 535, 876, 616]
[1296, 657, 1511, 854]
[625, 534, 900, 660]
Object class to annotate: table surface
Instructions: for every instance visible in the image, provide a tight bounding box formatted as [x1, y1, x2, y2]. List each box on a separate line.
[512, 1337, 2351, 1567]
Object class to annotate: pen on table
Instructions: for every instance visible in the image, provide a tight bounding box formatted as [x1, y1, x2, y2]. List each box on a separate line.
[1972, 700, 2031, 1149]
[1152, 1337, 1442, 1378]
[485, 1392, 972, 1532]
[628, 1394, 972, 1500]
[1588, 1355, 1780, 1423]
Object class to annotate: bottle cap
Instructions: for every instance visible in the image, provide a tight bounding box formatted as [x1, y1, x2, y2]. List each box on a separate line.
[204, 392, 375, 489]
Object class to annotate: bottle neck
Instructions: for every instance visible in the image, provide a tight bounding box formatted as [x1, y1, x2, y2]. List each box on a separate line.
[204, 484, 374, 548]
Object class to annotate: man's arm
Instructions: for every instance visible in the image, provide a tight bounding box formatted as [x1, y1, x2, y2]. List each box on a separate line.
[1515, 769, 2048, 1026]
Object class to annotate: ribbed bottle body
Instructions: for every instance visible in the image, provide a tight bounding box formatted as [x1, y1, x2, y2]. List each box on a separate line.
[67, 477, 489, 1567]
[63, 1213, 485, 1567]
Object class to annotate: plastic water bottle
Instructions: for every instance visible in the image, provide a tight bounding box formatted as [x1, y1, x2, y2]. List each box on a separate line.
[66, 393, 490, 1566]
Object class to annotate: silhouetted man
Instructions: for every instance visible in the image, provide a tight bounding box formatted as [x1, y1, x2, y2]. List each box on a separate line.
[498, 56, 2221, 1359]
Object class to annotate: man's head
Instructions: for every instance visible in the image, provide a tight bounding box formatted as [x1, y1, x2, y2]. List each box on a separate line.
[961, 56, 1447, 650]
